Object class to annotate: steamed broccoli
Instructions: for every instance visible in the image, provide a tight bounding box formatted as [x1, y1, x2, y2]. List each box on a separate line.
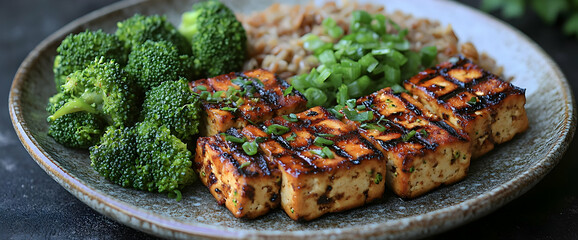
[124, 40, 194, 92]
[178, 0, 247, 77]
[49, 57, 140, 127]
[140, 79, 201, 142]
[47, 12, 205, 198]
[115, 14, 192, 56]
[90, 121, 196, 194]
[46, 93, 107, 149]
[89, 125, 138, 189]
[53, 30, 127, 91]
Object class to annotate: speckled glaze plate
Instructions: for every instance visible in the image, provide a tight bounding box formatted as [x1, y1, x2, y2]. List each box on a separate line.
[9, 0, 576, 239]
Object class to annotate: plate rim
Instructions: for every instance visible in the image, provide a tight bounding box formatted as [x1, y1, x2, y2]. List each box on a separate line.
[8, 0, 577, 239]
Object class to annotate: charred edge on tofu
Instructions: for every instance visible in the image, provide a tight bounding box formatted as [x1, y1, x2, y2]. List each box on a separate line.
[191, 70, 306, 126]
[358, 90, 447, 150]
[413, 57, 526, 118]
[234, 72, 280, 111]
[235, 71, 306, 102]
[263, 108, 383, 175]
[208, 129, 277, 178]
[356, 88, 472, 170]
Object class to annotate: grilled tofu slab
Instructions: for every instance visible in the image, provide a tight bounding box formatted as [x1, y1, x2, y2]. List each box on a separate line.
[261, 106, 386, 221]
[195, 106, 386, 220]
[340, 88, 471, 199]
[404, 58, 528, 158]
[194, 126, 281, 219]
[190, 69, 308, 136]
[193, 58, 528, 220]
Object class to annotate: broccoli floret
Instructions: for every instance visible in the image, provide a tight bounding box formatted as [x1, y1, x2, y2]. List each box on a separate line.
[49, 57, 140, 127]
[90, 126, 138, 188]
[46, 92, 107, 149]
[140, 78, 201, 142]
[116, 14, 192, 56]
[53, 30, 127, 91]
[90, 122, 196, 194]
[48, 112, 107, 149]
[178, 0, 247, 77]
[124, 40, 194, 92]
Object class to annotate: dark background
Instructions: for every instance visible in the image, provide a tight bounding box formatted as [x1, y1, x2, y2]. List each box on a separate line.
[1, 0, 576, 239]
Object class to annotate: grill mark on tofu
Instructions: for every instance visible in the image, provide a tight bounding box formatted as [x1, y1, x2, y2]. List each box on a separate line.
[263, 107, 383, 175]
[194, 127, 282, 219]
[256, 106, 386, 221]
[341, 87, 471, 199]
[194, 58, 528, 220]
[190, 69, 307, 136]
[404, 57, 528, 158]
[223, 128, 274, 177]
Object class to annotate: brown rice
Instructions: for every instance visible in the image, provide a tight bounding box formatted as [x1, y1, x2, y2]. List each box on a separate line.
[237, 0, 502, 80]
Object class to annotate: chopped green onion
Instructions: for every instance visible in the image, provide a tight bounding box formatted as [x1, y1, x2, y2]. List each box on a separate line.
[283, 86, 294, 96]
[235, 98, 245, 106]
[318, 49, 337, 65]
[220, 106, 237, 112]
[467, 96, 478, 105]
[343, 108, 374, 122]
[420, 129, 428, 138]
[231, 77, 247, 86]
[402, 130, 417, 142]
[391, 84, 407, 94]
[282, 113, 299, 122]
[239, 161, 251, 169]
[266, 124, 290, 135]
[209, 91, 224, 102]
[290, 10, 437, 108]
[310, 149, 325, 158]
[252, 78, 264, 86]
[242, 141, 258, 156]
[322, 146, 335, 159]
[383, 64, 400, 84]
[199, 91, 210, 100]
[346, 99, 357, 110]
[360, 123, 386, 132]
[317, 133, 335, 138]
[327, 26, 344, 39]
[329, 106, 344, 119]
[314, 137, 334, 146]
[352, 10, 373, 25]
[359, 53, 379, 73]
[336, 85, 349, 106]
[286, 132, 297, 142]
[420, 46, 438, 67]
[225, 135, 246, 144]
[255, 137, 268, 143]
[304, 87, 328, 108]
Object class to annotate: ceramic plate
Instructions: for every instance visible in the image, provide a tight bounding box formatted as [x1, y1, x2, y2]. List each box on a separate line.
[9, 0, 576, 239]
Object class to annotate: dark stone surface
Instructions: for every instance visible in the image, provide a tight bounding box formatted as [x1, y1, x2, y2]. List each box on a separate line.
[0, 0, 575, 239]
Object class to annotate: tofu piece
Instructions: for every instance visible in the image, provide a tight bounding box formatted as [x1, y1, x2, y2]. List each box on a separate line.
[341, 88, 471, 199]
[190, 69, 308, 136]
[194, 126, 281, 219]
[262, 106, 386, 221]
[404, 58, 528, 158]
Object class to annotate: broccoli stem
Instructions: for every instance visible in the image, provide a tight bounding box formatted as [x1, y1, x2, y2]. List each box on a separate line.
[48, 97, 97, 121]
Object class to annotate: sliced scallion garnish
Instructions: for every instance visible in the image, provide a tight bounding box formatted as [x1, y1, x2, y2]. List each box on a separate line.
[314, 136, 334, 146]
[402, 129, 417, 142]
[265, 124, 290, 135]
[225, 135, 246, 144]
[242, 141, 258, 156]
